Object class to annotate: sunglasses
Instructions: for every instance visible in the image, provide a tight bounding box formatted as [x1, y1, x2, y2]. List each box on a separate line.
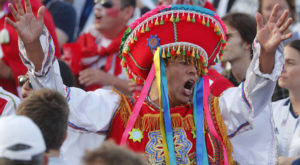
[18, 75, 32, 88]
[94, 0, 113, 8]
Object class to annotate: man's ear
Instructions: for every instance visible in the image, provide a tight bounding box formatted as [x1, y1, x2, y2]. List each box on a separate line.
[243, 42, 251, 51]
[122, 6, 135, 20]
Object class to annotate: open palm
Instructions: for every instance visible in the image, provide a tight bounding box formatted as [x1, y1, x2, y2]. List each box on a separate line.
[256, 4, 292, 55]
[6, 0, 45, 44]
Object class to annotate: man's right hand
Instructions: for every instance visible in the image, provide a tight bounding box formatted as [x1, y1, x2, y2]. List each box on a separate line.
[5, 0, 46, 71]
[256, 4, 292, 74]
[6, 0, 45, 44]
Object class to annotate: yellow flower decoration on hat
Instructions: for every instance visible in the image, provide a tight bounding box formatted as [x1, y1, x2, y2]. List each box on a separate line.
[129, 128, 144, 143]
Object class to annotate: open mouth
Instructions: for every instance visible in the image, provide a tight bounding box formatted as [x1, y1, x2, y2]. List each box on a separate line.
[95, 15, 102, 20]
[184, 80, 195, 96]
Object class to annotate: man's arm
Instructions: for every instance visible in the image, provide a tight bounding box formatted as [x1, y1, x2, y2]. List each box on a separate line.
[6, 0, 120, 132]
[219, 4, 292, 136]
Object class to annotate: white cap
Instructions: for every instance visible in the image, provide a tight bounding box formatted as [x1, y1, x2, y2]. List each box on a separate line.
[0, 115, 46, 161]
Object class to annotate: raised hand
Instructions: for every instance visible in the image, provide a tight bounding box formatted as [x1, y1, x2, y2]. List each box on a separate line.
[5, 0, 46, 71]
[6, 0, 45, 44]
[256, 4, 293, 74]
[256, 4, 292, 56]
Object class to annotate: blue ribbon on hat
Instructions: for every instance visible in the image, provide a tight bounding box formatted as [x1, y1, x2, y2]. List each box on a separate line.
[160, 57, 177, 165]
[193, 79, 209, 165]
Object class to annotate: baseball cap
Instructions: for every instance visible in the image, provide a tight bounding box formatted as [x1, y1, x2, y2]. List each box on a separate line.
[0, 115, 46, 161]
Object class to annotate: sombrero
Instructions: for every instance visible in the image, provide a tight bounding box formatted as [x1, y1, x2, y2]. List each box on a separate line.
[119, 5, 226, 85]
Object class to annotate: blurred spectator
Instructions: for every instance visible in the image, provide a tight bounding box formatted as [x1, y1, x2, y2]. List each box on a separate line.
[42, 0, 77, 48]
[18, 60, 75, 99]
[213, 0, 258, 17]
[82, 140, 147, 165]
[230, 0, 258, 16]
[72, 0, 152, 39]
[222, 13, 256, 86]
[0, 115, 46, 165]
[0, 86, 20, 116]
[272, 40, 300, 165]
[16, 89, 70, 165]
[0, 0, 61, 96]
[62, 0, 135, 94]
